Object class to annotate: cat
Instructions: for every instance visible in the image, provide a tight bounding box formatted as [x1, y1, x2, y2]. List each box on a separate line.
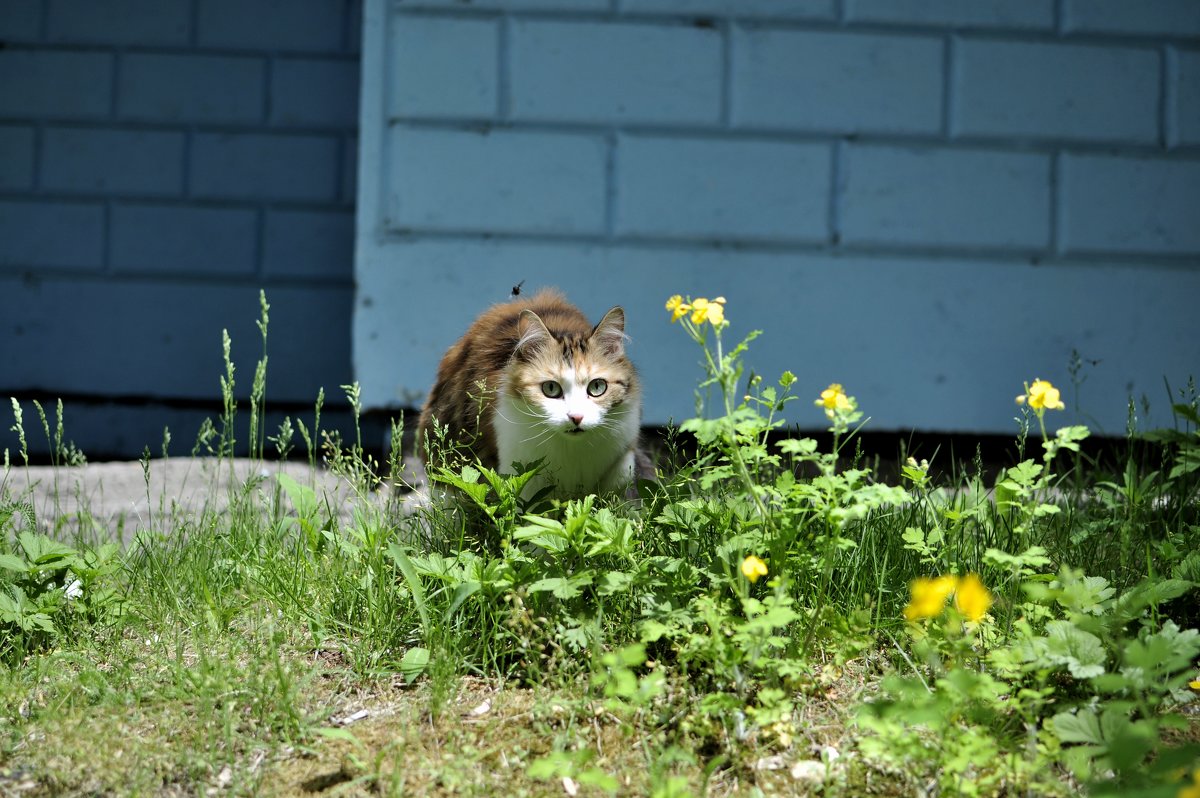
[417, 289, 643, 500]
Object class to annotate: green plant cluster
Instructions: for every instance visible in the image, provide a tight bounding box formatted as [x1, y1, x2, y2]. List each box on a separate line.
[2, 292, 1198, 796]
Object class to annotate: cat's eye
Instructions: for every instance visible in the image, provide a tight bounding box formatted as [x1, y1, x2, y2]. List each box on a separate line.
[541, 381, 563, 399]
[587, 378, 608, 397]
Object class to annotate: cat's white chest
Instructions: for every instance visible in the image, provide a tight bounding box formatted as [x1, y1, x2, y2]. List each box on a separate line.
[492, 392, 637, 498]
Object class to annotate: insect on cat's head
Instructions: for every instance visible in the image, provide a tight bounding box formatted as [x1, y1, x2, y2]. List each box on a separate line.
[508, 306, 636, 435]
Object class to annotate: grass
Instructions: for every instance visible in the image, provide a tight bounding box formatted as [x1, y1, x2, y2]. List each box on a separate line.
[2, 293, 1199, 797]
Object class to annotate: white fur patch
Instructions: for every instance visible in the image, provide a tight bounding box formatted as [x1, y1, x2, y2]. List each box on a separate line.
[492, 372, 638, 498]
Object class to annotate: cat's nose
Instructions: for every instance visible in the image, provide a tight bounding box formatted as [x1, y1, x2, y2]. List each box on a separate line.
[568, 413, 584, 426]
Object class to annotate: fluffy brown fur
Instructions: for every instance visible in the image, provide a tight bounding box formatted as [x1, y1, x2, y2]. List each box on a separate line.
[418, 289, 643, 497]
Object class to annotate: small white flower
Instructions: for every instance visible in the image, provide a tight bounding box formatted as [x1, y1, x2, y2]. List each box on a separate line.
[63, 578, 83, 600]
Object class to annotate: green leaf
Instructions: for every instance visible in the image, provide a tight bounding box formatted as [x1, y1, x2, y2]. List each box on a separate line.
[983, 545, 1051, 575]
[1043, 620, 1106, 679]
[399, 646, 430, 684]
[1110, 578, 1194, 626]
[777, 437, 819, 456]
[577, 768, 619, 793]
[1172, 402, 1200, 426]
[443, 581, 480, 622]
[387, 543, 430, 635]
[429, 466, 490, 508]
[277, 471, 317, 517]
[0, 553, 27, 573]
[596, 570, 635, 596]
[528, 572, 593, 599]
[1001, 460, 1042, 489]
[18, 532, 77, 568]
[1056, 574, 1114, 616]
[1052, 709, 1104, 745]
[314, 727, 362, 744]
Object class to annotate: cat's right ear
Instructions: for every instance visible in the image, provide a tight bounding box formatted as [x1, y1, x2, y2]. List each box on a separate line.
[590, 307, 627, 358]
[515, 309, 551, 356]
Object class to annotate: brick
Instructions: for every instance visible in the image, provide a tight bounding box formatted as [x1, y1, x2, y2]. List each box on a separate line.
[615, 135, 830, 241]
[110, 204, 258, 275]
[197, 0, 347, 52]
[1064, 0, 1200, 38]
[394, 0, 608, 9]
[263, 209, 354, 279]
[618, 0, 835, 18]
[955, 40, 1159, 143]
[388, 16, 497, 118]
[191, 133, 339, 202]
[733, 29, 942, 134]
[0, 0, 43, 39]
[271, 58, 359, 128]
[841, 145, 1051, 249]
[48, 0, 190, 45]
[1061, 154, 1200, 255]
[1178, 49, 1200, 145]
[0, 278, 352, 401]
[346, 0, 362, 54]
[341, 135, 357, 204]
[0, 50, 112, 119]
[0, 200, 104, 270]
[119, 54, 265, 124]
[0, 126, 35, 189]
[846, 0, 1054, 28]
[511, 20, 721, 125]
[41, 127, 184, 195]
[385, 126, 606, 234]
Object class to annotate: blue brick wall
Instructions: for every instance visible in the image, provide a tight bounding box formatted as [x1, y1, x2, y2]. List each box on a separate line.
[356, 0, 1200, 435]
[0, 0, 361, 454]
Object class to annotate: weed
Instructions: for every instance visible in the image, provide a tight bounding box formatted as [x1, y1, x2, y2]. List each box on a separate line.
[1, 293, 1197, 796]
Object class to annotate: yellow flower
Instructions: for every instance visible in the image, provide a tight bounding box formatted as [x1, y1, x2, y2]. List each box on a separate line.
[689, 296, 726, 327]
[665, 295, 690, 323]
[1017, 379, 1065, 411]
[741, 555, 768, 583]
[904, 575, 959, 621]
[1179, 770, 1200, 798]
[815, 383, 853, 418]
[954, 573, 993, 623]
[1189, 679, 1200, 690]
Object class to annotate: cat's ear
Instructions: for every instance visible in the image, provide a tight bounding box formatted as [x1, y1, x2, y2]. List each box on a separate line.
[590, 307, 627, 358]
[515, 309, 552, 356]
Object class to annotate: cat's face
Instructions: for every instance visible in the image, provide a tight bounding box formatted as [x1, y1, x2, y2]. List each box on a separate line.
[503, 307, 636, 436]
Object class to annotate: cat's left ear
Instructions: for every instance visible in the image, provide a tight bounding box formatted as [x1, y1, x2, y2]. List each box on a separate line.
[590, 307, 627, 357]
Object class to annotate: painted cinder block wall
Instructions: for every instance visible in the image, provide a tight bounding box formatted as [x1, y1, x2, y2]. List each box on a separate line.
[355, 0, 1200, 436]
[0, 0, 361, 456]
